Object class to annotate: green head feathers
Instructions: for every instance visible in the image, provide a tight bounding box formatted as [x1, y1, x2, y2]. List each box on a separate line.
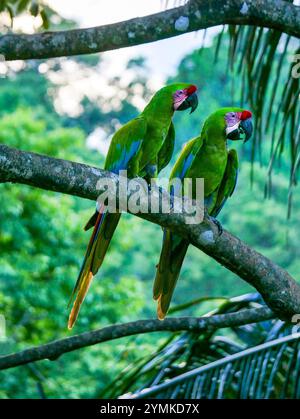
[143, 83, 198, 115]
[203, 107, 253, 143]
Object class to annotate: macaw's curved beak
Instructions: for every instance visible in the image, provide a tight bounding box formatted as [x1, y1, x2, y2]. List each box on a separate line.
[240, 117, 253, 143]
[177, 92, 198, 114]
[227, 118, 253, 143]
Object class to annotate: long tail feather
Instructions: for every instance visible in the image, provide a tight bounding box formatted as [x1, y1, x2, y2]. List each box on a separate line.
[68, 209, 121, 329]
[84, 211, 98, 231]
[68, 271, 93, 329]
[153, 231, 189, 320]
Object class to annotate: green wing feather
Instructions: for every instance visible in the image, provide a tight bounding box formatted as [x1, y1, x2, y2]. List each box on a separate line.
[170, 136, 203, 181]
[154, 112, 241, 320]
[153, 231, 189, 319]
[69, 84, 199, 328]
[68, 117, 147, 329]
[157, 122, 175, 173]
[210, 149, 239, 217]
[104, 117, 147, 176]
[153, 136, 204, 320]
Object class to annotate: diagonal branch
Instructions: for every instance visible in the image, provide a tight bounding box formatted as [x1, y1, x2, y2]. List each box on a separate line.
[0, 307, 274, 370]
[0, 0, 299, 61]
[0, 143, 300, 319]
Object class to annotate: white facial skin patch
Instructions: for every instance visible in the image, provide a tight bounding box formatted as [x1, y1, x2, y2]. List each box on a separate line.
[226, 122, 240, 136]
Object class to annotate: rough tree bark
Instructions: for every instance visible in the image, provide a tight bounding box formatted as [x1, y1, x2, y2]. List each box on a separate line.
[0, 144, 299, 319]
[0, 0, 299, 61]
[0, 307, 274, 370]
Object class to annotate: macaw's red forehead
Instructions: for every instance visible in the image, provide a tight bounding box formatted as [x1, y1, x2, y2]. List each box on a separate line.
[241, 110, 252, 120]
[186, 85, 197, 95]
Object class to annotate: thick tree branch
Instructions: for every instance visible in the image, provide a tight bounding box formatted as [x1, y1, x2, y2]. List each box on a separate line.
[0, 307, 274, 370]
[0, 0, 299, 61]
[0, 144, 300, 319]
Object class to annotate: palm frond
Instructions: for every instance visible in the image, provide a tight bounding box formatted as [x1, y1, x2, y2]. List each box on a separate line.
[101, 294, 295, 399]
[216, 20, 300, 209]
[122, 333, 300, 399]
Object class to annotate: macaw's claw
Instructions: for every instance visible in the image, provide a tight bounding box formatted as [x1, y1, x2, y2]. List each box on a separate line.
[208, 216, 223, 236]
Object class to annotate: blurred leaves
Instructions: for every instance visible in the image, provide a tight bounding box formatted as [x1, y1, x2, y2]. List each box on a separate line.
[222, 24, 300, 215]
[169, 28, 300, 216]
[0, 92, 147, 398]
[0, 0, 55, 29]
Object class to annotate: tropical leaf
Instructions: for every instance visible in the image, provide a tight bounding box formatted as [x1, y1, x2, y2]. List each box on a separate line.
[219, 13, 300, 213]
[101, 293, 298, 399]
[0, 0, 59, 29]
[124, 333, 300, 399]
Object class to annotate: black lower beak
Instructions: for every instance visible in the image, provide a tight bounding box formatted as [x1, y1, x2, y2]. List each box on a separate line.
[240, 118, 253, 143]
[177, 92, 198, 114]
[227, 128, 240, 141]
[227, 118, 254, 142]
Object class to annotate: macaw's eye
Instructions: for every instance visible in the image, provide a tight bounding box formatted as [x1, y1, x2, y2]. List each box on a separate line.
[178, 90, 183, 94]
[230, 112, 235, 117]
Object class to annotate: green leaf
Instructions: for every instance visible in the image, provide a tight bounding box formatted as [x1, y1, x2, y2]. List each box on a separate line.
[17, 0, 30, 13]
[29, 0, 38, 17]
[40, 9, 49, 29]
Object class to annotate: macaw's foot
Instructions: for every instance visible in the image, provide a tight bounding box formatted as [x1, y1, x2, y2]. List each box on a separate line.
[208, 216, 223, 236]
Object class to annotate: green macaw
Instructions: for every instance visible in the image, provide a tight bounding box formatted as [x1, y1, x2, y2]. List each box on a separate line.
[153, 107, 253, 319]
[68, 83, 198, 328]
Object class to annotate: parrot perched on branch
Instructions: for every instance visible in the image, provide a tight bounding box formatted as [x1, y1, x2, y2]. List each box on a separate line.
[153, 108, 253, 320]
[68, 83, 198, 329]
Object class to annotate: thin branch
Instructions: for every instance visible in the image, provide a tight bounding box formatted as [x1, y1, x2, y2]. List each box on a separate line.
[0, 144, 300, 319]
[0, 307, 274, 370]
[0, 0, 299, 61]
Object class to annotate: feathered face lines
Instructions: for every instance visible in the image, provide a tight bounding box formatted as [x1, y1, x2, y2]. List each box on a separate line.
[225, 110, 253, 143]
[173, 85, 198, 114]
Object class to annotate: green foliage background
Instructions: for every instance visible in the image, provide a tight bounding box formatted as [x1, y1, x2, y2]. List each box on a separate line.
[0, 36, 299, 398]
